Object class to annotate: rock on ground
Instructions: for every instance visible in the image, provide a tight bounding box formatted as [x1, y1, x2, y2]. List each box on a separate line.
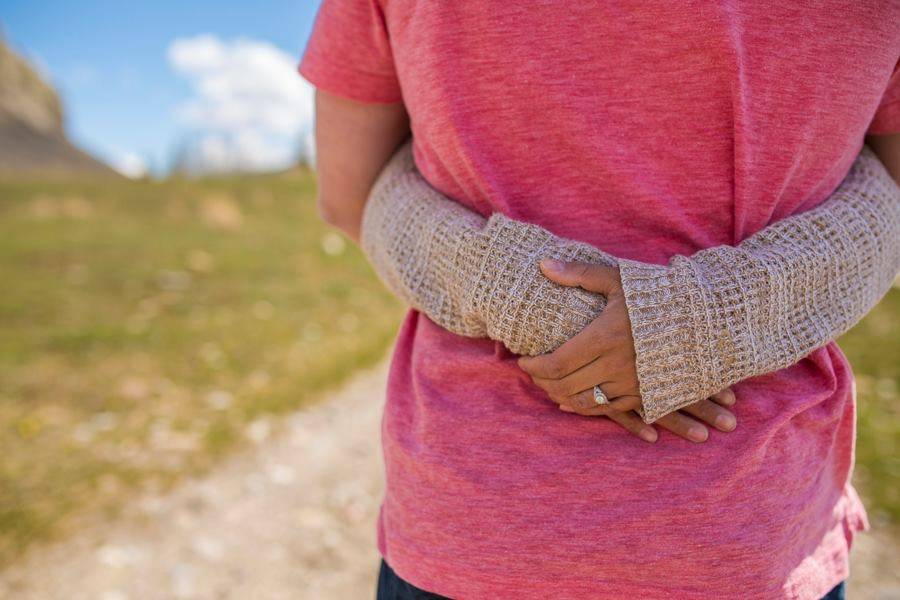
[0, 360, 897, 599]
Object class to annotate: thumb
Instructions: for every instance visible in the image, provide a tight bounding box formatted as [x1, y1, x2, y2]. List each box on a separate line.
[539, 260, 622, 295]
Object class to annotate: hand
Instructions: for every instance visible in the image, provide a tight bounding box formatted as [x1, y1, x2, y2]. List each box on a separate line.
[573, 389, 737, 444]
[517, 259, 737, 443]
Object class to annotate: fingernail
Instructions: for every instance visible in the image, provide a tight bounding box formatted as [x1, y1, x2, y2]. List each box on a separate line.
[560, 405, 574, 413]
[688, 426, 708, 442]
[715, 414, 736, 431]
[640, 428, 658, 443]
[541, 259, 563, 272]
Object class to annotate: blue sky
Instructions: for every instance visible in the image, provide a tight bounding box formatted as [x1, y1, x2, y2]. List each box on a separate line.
[2, 0, 322, 175]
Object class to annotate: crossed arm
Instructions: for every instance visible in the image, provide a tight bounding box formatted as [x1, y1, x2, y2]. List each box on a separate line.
[313, 89, 900, 440]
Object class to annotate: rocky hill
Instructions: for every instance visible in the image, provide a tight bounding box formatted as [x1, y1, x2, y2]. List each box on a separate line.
[0, 38, 115, 176]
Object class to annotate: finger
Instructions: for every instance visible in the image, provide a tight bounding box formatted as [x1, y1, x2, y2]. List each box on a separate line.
[530, 354, 619, 399]
[710, 388, 736, 407]
[518, 310, 619, 379]
[552, 385, 609, 411]
[539, 260, 623, 295]
[607, 411, 658, 443]
[655, 412, 709, 443]
[680, 399, 737, 432]
[563, 390, 641, 414]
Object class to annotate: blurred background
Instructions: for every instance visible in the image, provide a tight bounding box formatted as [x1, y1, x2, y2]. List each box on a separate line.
[0, 1, 897, 598]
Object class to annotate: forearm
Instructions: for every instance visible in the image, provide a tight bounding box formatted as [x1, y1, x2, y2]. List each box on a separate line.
[361, 141, 612, 355]
[621, 146, 900, 421]
[362, 142, 899, 422]
[361, 144, 493, 339]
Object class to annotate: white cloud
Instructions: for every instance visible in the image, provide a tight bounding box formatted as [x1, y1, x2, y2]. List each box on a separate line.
[167, 34, 314, 174]
[113, 152, 148, 178]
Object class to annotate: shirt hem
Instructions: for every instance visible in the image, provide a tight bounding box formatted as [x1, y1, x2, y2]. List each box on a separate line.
[375, 489, 868, 600]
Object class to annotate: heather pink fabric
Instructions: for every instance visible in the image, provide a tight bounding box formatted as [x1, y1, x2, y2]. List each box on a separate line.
[300, 3, 900, 598]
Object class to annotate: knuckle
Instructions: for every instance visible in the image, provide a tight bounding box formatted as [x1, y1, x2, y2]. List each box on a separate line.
[568, 399, 586, 411]
[558, 382, 578, 398]
[655, 415, 675, 429]
[571, 392, 589, 406]
[604, 381, 628, 398]
[610, 318, 633, 340]
[614, 396, 641, 412]
[668, 424, 690, 438]
[534, 357, 554, 377]
[548, 390, 566, 404]
[588, 326, 608, 349]
[547, 361, 567, 379]
[545, 378, 566, 396]
[609, 354, 632, 374]
[624, 423, 643, 435]
[610, 269, 624, 291]
[691, 398, 711, 411]
[708, 400, 726, 414]
[532, 377, 553, 393]
[696, 408, 715, 423]
[574, 396, 596, 412]
[608, 412, 628, 425]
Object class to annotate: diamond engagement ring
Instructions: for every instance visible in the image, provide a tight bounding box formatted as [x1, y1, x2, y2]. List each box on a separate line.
[593, 385, 609, 406]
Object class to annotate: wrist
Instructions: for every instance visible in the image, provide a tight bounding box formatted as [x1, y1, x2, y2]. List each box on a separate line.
[476, 214, 609, 355]
[618, 257, 715, 423]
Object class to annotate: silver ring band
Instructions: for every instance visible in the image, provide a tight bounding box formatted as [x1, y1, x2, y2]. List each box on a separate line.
[593, 385, 609, 406]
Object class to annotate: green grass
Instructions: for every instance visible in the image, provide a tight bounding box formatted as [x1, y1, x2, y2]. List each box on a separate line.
[0, 172, 403, 564]
[839, 288, 900, 526]
[0, 171, 896, 565]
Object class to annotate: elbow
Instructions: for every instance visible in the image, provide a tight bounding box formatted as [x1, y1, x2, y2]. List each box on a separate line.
[315, 182, 343, 226]
[316, 190, 361, 241]
[316, 191, 340, 227]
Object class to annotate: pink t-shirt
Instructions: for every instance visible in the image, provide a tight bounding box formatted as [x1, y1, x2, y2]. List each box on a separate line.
[300, 3, 900, 598]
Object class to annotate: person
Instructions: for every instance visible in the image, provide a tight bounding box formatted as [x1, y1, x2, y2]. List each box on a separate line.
[299, 2, 900, 598]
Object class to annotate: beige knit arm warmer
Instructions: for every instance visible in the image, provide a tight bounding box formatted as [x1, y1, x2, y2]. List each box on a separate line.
[361, 142, 900, 423]
[360, 142, 612, 356]
[618, 146, 900, 421]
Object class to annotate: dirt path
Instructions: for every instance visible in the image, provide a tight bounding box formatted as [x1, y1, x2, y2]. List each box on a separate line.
[1, 360, 898, 599]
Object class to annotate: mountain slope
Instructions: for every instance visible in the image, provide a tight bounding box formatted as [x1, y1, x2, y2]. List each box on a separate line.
[0, 38, 115, 176]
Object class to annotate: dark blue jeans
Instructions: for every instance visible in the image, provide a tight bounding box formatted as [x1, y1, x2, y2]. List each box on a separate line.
[376, 559, 847, 600]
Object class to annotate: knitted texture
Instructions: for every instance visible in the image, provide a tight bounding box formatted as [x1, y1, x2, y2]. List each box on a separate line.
[619, 145, 900, 421]
[361, 142, 611, 357]
[361, 142, 900, 423]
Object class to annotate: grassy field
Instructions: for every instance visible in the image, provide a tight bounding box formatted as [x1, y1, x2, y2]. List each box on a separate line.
[838, 288, 899, 527]
[0, 171, 404, 565]
[0, 171, 897, 566]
